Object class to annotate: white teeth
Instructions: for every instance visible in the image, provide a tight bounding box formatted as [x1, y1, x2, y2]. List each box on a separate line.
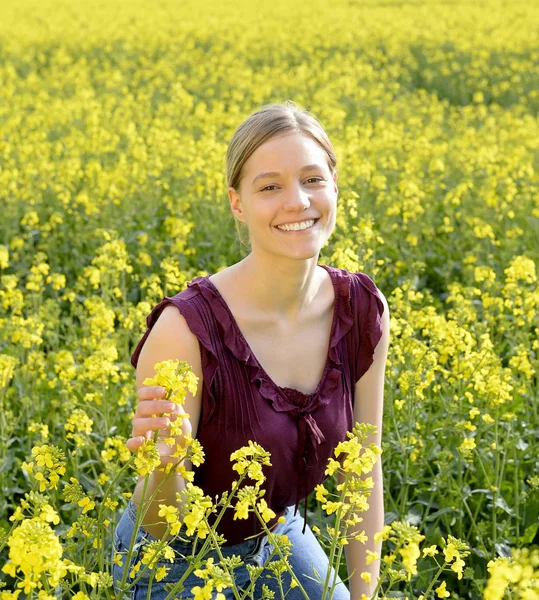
[276, 219, 316, 232]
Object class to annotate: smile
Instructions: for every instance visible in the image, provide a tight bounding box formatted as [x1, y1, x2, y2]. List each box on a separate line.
[275, 219, 319, 232]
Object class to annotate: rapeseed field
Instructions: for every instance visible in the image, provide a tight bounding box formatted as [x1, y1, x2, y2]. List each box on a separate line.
[0, 0, 538, 598]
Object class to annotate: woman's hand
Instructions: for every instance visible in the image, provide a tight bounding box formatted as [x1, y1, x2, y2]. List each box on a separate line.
[125, 385, 192, 464]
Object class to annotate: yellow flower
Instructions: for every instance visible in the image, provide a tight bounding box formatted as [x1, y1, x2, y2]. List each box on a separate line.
[9, 507, 24, 522]
[322, 501, 342, 515]
[451, 556, 465, 580]
[443, 542, 459, 563]
[230, 441, 271, 487]
[422, 544, 438, 557]
[21, 461, 33, 474]
[176, 464, 195, 481]
[39, 505, 60, 525]
[373, 525, 392, 543]
[184, 505, 206, 535]
[155, 565, 169, 581]
[191, 583, 213, 599]
[360, 571, 371, 584]
[112, 553, 123, 567]
[158, 504, 179, 523]
[134, 438, 161, 476]
[77, 497, 95, 514]
[2, 517, 64, 590]
[129, 560, 141, 579]
[143, 359, 199, 404]
[324, 458, 341, 477]
[233, 498, 250, 520]
[435, 580, 450, 598]
[257, 499, 276, 523]
[196, 518, 210, 539]
[315, 483, 329, 502]
[399, 542, 421, 580]
[353, 530, 368, 544]
[1, 591, 22, 599]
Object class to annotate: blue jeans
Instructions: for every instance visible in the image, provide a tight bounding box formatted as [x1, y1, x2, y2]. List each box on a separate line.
[111, 501, 350, 599]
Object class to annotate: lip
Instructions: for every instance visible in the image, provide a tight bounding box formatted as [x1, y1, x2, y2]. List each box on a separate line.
[274, 218, 320, 232]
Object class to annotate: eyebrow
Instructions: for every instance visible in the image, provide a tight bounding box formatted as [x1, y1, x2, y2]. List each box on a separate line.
[251, 164, 324, 186]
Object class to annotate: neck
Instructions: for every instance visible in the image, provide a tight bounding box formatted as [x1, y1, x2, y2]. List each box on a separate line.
[234, 252, 323, 324]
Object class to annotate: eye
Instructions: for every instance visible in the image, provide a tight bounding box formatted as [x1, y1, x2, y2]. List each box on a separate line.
[261, 178, 325, 192]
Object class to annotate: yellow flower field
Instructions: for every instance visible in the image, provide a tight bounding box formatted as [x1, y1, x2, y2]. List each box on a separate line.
[0, 0, 538, 597]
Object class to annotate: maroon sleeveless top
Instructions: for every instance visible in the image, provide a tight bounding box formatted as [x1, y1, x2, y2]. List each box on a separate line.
[130, 264, 384, 545]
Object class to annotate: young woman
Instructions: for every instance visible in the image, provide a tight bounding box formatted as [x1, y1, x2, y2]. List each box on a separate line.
[112, 101, 390, 600]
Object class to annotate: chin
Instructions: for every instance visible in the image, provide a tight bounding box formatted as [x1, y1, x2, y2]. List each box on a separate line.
[279, 248, 320, 260]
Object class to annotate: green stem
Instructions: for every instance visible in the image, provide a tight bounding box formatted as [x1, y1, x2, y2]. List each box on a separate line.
[239, 543, 280, 600]
[513, 441, 520, 541]
[163, 473, 250, 600]
[252, 505, 310, 600]
[202, 514, 243, 600]
[117, 448, 193, 590]
[145, 567, 156, 600]
[128, 525, 172, 587]
[492, 408, 500, 545]
[369, 540, 406, 599]
[321, 471, 349, 599]
[473, 442, 494, 489]
[328, 536, 346, 600]
[420, 559, 448, 597]
[460, 495, 489, 556]
[96, 455, 137, 572]
[118, 471, 152, 593]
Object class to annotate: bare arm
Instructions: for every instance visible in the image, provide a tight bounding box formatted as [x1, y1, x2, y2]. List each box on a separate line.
[343, 290, 390, 599]
[126, 304, 204, 541]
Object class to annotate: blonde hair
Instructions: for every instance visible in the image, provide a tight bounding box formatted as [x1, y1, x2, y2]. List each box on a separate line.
[226, 100, 337, 250]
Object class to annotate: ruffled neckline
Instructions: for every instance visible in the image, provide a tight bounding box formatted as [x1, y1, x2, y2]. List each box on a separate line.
[186, 263, 354, 408]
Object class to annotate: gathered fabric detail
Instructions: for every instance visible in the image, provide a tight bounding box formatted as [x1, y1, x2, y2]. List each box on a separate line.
[186, 264, 354, 534]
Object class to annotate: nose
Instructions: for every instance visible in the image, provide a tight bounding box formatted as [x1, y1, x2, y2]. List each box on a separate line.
[283, 181, 310, 211]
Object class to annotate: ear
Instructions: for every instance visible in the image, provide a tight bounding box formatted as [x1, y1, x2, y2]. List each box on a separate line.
[332, 171, 338, 194]
[228, 187, 246, 224]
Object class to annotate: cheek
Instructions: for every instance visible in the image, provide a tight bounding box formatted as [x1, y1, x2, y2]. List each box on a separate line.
[253, 205, 275, 225]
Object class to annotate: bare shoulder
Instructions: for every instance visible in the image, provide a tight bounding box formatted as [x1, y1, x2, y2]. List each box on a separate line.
[378, 288, 390, 334]
[135, 304, 203, 398]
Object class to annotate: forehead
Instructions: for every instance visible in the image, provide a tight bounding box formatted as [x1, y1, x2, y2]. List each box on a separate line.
[244, 132, 328, 173]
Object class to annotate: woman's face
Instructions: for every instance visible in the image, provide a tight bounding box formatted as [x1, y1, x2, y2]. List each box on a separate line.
[229, 131, 338, 260]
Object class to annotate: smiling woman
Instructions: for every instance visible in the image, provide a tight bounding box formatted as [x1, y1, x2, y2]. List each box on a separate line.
[114, 100, 388, 600]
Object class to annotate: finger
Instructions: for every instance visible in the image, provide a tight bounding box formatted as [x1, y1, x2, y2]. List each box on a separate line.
[137, 386, 167, 401]
[125, 436, 146, 453]
[131, 416, 171, 437]
[126, 435, 176, 455]
[136, 400, 179, 417]
[125, 430, 190, 453]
